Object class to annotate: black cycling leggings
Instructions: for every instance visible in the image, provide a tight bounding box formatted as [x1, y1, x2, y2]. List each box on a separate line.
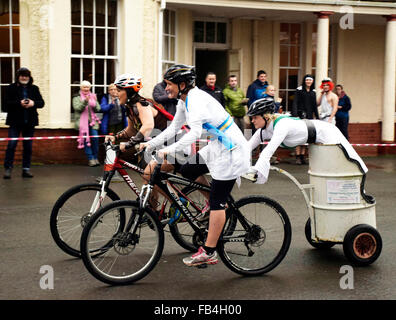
[179, 154, 236, 210]
[178, 154, 209, 181]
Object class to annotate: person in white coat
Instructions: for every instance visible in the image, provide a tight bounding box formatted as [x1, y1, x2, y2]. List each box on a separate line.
[243, 97, 367, 184]
[140, 64, 250, 267]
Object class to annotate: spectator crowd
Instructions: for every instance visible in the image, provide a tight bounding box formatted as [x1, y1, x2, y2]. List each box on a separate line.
[2, 65, 351, 178]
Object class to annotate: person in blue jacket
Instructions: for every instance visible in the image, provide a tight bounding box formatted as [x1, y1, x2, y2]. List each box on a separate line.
[100, 83, 128, 135]
[335, 84, 352, 141]
[246, 70, 269, 107]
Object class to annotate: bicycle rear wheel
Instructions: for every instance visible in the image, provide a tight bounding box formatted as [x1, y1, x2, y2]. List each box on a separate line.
[50, 183, 121, 258]
[217, 196, 292, 276]
[80, 200, 164, 285]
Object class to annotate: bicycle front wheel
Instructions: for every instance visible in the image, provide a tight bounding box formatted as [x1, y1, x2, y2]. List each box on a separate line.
[50, 183, 121, 258]
[80, 200, 164, 285]
[218, 196, 292, 276]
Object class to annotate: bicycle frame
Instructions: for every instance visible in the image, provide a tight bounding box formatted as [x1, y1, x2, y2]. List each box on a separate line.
[139, 158, 250, 244]
[102, 144, 144, 195]
[92, 143, 171, 221]
[270, 165, 315, 234]
[140, 163, 210, 233]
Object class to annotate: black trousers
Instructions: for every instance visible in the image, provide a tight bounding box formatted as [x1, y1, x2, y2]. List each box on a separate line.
[4, 125, 35, 169]
[179, 154, 236, 210]
[336, 116, 349, 141]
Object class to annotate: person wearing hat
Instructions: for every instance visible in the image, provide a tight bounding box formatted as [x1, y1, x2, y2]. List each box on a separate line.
[3, 67, 45, 179]
[291, 74, 319, 164]
[317, 77, 339, 125]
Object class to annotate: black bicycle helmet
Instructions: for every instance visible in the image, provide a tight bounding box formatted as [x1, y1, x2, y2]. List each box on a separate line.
[164, 64, 196, 86]
[246, 97, 276, 116]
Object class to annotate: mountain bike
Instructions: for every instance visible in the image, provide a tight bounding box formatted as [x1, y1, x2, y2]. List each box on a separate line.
[80, 151, 292, 285]
[50, 142, 209, 258]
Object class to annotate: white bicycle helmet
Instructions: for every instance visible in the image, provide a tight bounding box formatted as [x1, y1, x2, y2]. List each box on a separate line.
[114, 73, 143, 92]
[247, 97, 276, 116]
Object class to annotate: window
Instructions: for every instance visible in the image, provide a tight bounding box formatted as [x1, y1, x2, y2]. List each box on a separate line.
[311, 24, 333, 80]
[194, 20, 227, 45]
[0, 0, 20, 115]
[162, 9, 176, 77]
[71, 0, 118, 108]
[279, 23, 301, 112]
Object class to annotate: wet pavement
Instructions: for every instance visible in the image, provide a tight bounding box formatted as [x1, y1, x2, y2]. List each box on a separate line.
[0, 155, 396, 300]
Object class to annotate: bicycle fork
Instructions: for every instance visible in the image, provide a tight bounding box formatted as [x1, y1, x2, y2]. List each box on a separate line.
[89, 181, 108, 215]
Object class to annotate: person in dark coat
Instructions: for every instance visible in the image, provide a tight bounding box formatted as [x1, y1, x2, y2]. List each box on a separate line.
[152, 80, 178, 116]
[292, 74, 319, 120]
[335, 84, 352, 141]
[246, 70, 269, 107]
[291, 74, 318, 165]
[3, 67, 45, 179]
[200, 72, 225, 107]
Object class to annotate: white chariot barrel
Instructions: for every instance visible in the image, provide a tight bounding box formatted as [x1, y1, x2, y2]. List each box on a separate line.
[308, 144, 376, 243]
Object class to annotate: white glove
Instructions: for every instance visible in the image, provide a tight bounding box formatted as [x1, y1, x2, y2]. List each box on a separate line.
[242, 167, 258, 183]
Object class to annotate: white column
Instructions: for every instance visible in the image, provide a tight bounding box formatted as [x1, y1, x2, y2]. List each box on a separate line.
[20, 0, 72, 128]
[48, 1, 72, 127]
[119, 0, 144, 74]
[314, 12, 333, 91]
[382, 15, 396, 142]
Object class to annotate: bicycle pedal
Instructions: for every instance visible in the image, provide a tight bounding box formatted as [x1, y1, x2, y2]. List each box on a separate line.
[196, 264, 208, 269]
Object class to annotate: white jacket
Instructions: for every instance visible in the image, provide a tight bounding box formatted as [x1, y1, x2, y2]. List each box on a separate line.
[148, 87, 250, 181]
[249, 117, 367, 184]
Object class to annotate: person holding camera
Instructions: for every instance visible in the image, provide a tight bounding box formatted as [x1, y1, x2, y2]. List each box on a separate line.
[3, 67, 45, 179]
[291, 74, 318, 164]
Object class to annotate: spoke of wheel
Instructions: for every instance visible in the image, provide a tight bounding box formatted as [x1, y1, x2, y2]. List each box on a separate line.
[60, 224, 82, 244]
[58, 216, 83, 222]
[104, 252, 120, 274]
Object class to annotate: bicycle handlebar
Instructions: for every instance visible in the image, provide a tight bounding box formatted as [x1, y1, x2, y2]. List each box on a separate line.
[103, 140, 145, 157]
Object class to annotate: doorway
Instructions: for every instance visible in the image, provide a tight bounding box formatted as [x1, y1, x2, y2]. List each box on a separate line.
[195, 49, 228, 89]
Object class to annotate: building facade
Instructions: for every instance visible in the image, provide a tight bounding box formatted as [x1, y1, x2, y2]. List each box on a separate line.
[0, 0, 395, 164]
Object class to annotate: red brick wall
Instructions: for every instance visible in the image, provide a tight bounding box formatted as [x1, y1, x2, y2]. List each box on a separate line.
[349, 123, 382, 156]
[0, 128, 105, 165]
[348, 122, 396, 156]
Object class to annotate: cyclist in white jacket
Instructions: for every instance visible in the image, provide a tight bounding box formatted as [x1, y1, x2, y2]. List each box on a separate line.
[140, 65, 250, 267]
[243, 97, 367, 184]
